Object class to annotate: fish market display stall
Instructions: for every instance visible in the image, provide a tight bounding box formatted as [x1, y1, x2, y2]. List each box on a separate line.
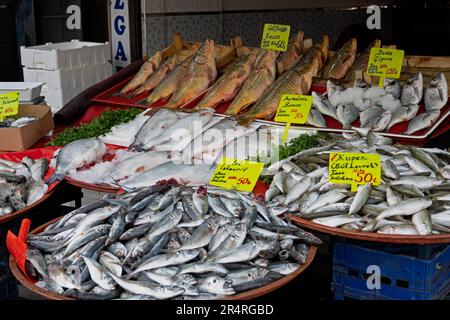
[9, 184, 319, 300]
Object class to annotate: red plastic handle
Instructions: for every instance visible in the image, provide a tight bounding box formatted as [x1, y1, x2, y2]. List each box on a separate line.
[18, 218, 31, 242]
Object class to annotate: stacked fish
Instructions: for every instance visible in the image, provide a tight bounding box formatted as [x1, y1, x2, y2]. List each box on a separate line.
[57, 108, 271, 188]
[263, 132, 450, 235]
[0, 157, 49, 216]
[0, 116, 37, 128]
[25, 184, 321, 300]
[307, 72, 448, 134]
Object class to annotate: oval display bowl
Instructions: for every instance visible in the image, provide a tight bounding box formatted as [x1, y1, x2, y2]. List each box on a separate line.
[290, 214, 450, 245]
[0, 190, 54, 224]
[10, 216, 318, 300]
[64, 177, 121, 194]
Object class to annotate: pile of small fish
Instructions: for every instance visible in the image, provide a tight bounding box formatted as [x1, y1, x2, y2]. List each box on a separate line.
[25, 184, 321, 300]
[0, 157, 49, 216]
[307, 72, 448, 134]
[0, 116, 37, 128]
[263, 132, 450, 235]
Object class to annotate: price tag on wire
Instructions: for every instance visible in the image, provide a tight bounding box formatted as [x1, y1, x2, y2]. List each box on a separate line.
[328, 152, 381, 192]
[260, 23, 291, 52]
[0, 91, 20, 121]
[209, 158, 264, 192]
[366, 48, 404, 88]
[274, 94, 313, 142]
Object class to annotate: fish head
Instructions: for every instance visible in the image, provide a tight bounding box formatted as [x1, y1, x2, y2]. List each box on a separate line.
[175, 273, 197, 286]
[200, 276, 235, 295]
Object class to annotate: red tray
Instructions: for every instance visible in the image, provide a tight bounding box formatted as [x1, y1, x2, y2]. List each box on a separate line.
[91, 76, 208, 111]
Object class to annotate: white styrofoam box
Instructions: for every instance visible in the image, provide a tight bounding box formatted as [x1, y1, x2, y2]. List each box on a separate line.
[20, 40, 111, 70]
[23, 63, 113, 90]
[41, 63, 113, 113]
[0, 82, 44, 101]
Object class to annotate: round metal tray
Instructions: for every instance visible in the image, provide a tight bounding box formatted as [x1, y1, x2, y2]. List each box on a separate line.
[290, 214, 450, 245]
[10, 216, 318, 300]
[0, 190, 54, 224]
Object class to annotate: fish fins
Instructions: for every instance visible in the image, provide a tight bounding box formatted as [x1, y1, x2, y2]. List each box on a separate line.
[103, 198, 129, 207]
[46, 171, 65, 185]
[236, 115, 254, 127]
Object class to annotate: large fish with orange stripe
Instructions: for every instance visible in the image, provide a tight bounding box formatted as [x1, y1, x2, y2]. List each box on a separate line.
[120, 52, 162, 95]
[194, 53, 257, 110]
[225, 50, 278, 116]
[163, 39, 217, 109]
[237, 36, 329, 126]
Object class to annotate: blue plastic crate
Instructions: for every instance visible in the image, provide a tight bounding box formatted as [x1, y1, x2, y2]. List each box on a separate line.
[332, 242, 450, 300]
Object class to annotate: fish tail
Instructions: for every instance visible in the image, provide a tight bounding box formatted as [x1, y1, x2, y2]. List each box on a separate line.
[46, 170, 65, 185]
[111, 91, 126, 97]
[236, 115, 254, 127]
[110, 178, 136, 193]
[136, 98, 150, 106]
[103, 198, 129, 207]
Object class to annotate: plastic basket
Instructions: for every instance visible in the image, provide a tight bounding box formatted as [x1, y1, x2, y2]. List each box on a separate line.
[332, 241, 450, 300]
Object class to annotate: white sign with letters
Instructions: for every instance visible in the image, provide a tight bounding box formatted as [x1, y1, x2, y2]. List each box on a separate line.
[110, 0, 131, 70]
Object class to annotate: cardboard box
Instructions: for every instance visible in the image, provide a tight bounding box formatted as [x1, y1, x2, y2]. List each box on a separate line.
[0, 104, 54, 151]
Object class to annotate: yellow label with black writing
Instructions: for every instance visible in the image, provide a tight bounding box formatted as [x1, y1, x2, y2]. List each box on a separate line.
[329, 152, 381, 192]
[209, 158, 264, 192]
[366, 48, 404, 79]
[275, 94, 313, 124]
[260, 23, 290, 52]
[0, 92, 20, 120]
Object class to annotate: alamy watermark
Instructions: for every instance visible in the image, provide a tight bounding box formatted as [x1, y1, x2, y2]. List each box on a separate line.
[366, 5, 381, 30]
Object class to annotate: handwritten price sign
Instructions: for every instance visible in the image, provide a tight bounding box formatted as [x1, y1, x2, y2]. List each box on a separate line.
[260, 23, 290, 52]
[275, 94, 313, 142]
[0, 92, 20, 120]
[328, 152, 381, 192]
[209, 158, 264, 192]
[367, 48, 404, 79]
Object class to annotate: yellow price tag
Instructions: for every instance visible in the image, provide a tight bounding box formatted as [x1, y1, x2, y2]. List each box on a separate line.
[260, 23, 291, 52]
[0, 91, 20, 121]
[209, 158, 264, 192]
[275, 94, 313, 142]
[328, 152, 381, 192]
[366, 48, 404, 87]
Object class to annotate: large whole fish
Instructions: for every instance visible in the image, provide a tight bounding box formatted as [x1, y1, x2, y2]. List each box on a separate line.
[194, 53, 256, 110]
[143, 108, 214, 150]
[344, 39, 381, 82]
[237, 36, 329, 126]
[225, 50, 278, 116]
[120, 52, 162, 95]
[129, 108, 179, 152]
[322, 38, 357, 80]
[143, 54, 195, 105]
[102, 151, 172, 185]
[119, 162, 215, 189]
[132, 55, 178, 97]
[276, 31, 304, 75]
[47, 138, 107, 184]
[163, 40, 217, 109]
